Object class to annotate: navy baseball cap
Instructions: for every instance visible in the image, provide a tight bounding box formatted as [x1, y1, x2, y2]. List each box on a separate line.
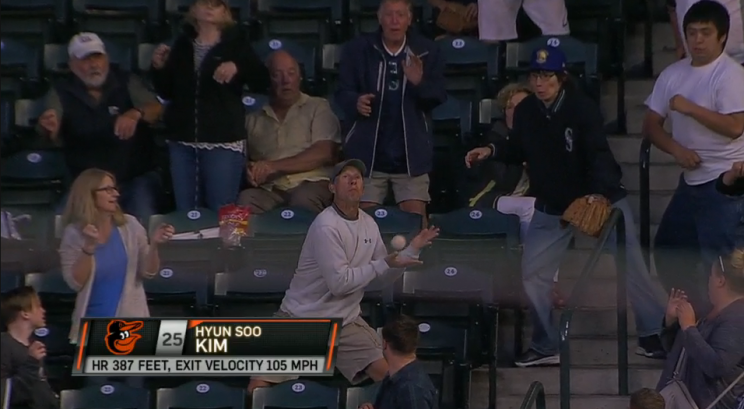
[331, 159, 366, 181]
[529, 46, 567, 72]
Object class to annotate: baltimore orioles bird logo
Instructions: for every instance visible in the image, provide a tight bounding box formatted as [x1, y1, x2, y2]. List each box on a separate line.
[105, 320, 144, 355]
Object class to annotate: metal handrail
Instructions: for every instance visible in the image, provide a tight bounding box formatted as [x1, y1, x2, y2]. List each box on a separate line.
[559, 209, 629, 409]
[639, 137, 652, 268]
[519, 381, 547, 409]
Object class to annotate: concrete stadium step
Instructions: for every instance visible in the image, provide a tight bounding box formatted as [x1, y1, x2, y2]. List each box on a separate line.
[608, 135, 675, 165]
[491, 395, 637, 409]
[481, 367, 661, 396]
[554, 277, 667, 309]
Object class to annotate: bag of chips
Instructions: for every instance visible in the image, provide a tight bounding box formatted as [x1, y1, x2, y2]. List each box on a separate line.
[219, 204, 251, 247]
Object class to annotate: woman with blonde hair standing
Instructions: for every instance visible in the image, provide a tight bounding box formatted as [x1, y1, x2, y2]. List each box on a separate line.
[58, 168, 174, 384]
[151, 0, 270, 212]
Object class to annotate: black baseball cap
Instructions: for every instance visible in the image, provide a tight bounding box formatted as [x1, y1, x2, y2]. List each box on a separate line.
[331, 159, 366, 181]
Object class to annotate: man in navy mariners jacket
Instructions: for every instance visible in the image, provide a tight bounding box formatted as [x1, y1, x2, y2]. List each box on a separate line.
[335, 0, 447, 219]
[489, 44, 666, 367]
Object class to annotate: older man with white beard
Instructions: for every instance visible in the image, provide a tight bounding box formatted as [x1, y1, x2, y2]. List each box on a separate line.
[36, 33, 164, 222]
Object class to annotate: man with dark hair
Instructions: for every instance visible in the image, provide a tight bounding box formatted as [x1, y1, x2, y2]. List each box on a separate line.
[629, 388, 665, 409]
[358, 315, 438, 409]
[643, 0, 744, 313]
[0, 286, 58, 409]
[667, 0, 743, 63]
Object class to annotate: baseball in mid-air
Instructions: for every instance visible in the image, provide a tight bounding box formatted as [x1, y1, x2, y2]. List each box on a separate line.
[390, 235, 407, 251]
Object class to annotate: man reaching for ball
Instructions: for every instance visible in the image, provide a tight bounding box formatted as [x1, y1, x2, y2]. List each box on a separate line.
[247, 159, 440, 393]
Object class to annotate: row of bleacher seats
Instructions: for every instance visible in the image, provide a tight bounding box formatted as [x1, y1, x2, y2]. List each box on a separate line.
[56, 379, 383, 409]
[1, 205, 522, 408]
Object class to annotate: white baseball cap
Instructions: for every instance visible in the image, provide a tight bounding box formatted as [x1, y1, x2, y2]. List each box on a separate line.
[68, 32, 107, 59]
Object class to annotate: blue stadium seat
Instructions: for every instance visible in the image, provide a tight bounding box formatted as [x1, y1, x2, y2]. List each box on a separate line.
[0, 96, 14, 142]
[242, 93, 269, 115]
[61, 382, 150, 409]
[429, 95, 472, 213]
[349, 0, 432, 35]
[1, 208, 55, 276]
[505, 36, 600, 101]
[25, 270, 76, 321]
[213, 236, 304, 317]
[476, 98, 504, 132]
[345, 383, 380, 409]
[255, 0, 343, 48]
[250, 206, 317, 236]
[253, 380, 340, 409]
[252, 38, 317, 86]
[32, 322, 74, 358]
[363, 206, 422, 237]
[0, 0, 68, 42]
[1, 145, 66, 207]
[431, 94, 472, 147]
[0, 38, 41, 81]
[149, 208, 219, 234]
[0, 272, 22, 293]
[72, 0, 160, 41]
[157, 381, 245, 409]
[436, 36, 499, 101]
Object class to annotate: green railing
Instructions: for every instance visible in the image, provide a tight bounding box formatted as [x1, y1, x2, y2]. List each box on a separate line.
[519, 381, 547, 409]
[559, 208, 629, 409]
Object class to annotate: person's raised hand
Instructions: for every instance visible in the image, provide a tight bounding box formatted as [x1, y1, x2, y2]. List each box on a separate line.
[114, 109, 142, 139]
[465, 146, 492, 168]
[410, 226, 440, 250]
[402, 54, 423, 86]
[28, 341, 46, 361]
[722, 161, 744, 186]
[665, 288, 687, 325]
[385, 252, 423, 269]
[671, 145, 701, 170]
[676, 300, 696, 330]
[151, 44, 171, 70]
[38, 109, 60, 141]
[151, 223, 174, 244]
[81, 224, 100, 250]
[669, 94, 696, 116]
[357, 94, 375, 117]
[464, 2, 478, 20]
[213, 61, 238, 84]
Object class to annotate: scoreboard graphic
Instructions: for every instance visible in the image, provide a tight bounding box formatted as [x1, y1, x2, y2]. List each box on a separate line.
[72, 318, 342, 376]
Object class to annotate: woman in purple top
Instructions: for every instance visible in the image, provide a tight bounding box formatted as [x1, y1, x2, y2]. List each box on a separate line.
[657, 248, 744, 408]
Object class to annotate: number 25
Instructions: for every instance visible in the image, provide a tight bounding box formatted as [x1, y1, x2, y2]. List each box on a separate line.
[163, 333, 183, 346]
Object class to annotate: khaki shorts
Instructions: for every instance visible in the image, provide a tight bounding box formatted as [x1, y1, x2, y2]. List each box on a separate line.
[252, 311, 383, 384]
[361, 172, 431, 204]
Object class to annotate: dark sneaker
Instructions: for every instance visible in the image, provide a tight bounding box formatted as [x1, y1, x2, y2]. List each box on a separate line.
[636, 335, 666, 359]
[515, 349, 560, 367]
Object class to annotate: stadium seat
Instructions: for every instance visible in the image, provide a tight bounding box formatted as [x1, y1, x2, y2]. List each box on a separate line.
[146, 210, 221, 316]
[476, 98, 504, 131]
[504, 36, 600, 102]
[72, 0, 160, 41]
[429, 95, 472, 213]
[255, 0, 343, 49]
[0, 38, 42, 81]
[0, 272, 22, 293]
[345, 383, 380, 409]
[242, 93, 269, 115]
[0, 208, 54, 276]
[60, 382, 150, 409]
[157, 381, 245, 409]
[213, 236, 305, 317]
[363, 206, 422, 237]
[32, 321, 74, 358]
[250, 206, 317, 236]
[349, 0, 432, 35]
[253, 380, 340, 409]
[0, 0, 67, 43]
[437, 36, 499, 102]
[25, 270, 76, 311]
[251, 38, 317, 89]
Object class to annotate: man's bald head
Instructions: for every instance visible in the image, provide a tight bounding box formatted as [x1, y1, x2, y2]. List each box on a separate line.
[266, 50, 302, 105]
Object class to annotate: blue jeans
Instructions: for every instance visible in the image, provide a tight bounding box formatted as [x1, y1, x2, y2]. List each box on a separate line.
[57, 171, 161, 224]
[654, 175, 743, 312]
[167, 142, 245, 211]
[522, 198, 664, 355]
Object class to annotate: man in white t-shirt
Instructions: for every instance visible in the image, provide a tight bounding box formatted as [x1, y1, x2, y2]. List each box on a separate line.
[667, 0, 744, 63]
[643, 0, 744, 311]
[247, 159, 440, 393]
[478, 0, 570, 42]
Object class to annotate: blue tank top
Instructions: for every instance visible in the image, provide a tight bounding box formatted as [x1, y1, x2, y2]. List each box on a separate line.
[85, 228, 128, 317]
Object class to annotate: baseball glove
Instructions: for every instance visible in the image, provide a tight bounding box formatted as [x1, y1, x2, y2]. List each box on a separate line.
[436, 4, 477, 34]
[561, 195, 613, 237]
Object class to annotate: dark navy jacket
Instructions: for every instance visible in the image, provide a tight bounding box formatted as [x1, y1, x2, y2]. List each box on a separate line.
[335, 30, 447, 177]
[373, 360, 438, 409]
[55, 69, 155, 183]
[494, 86, 626, 214]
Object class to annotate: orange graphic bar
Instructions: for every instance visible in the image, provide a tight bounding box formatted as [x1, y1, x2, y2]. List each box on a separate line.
[326, 323, 339, 371]
[75, 321, 89, 370]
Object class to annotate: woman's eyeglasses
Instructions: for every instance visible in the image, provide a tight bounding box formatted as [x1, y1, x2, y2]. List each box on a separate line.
[94, 186, 118, 194]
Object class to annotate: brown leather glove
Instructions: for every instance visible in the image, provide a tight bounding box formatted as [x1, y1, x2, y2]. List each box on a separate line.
[561, 195, 613, 237]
